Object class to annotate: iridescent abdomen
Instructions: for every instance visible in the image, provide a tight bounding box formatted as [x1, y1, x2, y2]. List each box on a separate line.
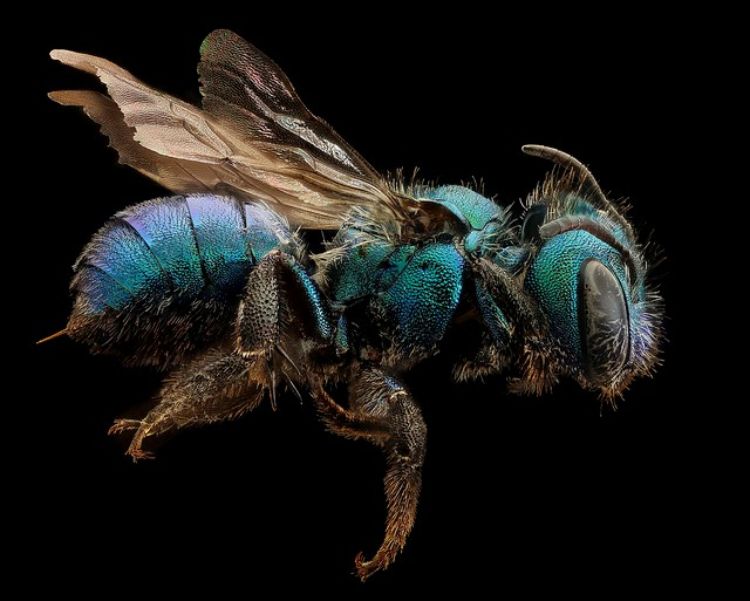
[68, 194, 295, 368]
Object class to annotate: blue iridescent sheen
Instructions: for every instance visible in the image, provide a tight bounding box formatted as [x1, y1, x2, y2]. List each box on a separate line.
[244, 203, 290, 262]
[376, 245, 416, 292]
[420, 186, 514, 262]
[330, 241, 393, 304]
[378, 243, 464, 350]
[525, 229, 631, 363]
[84, 219, 169, 305]
[75, 266, 132, 313]
[121, 197, 204, 297]
[326, 187, 513, 356]
[76, 195, 296, 315]
[285, 257, 333, 341]
[50, 31, 665, 576]
[186, 195, 250, 293]
[334, 314, 350, 355]
[421, 185, 501, 230]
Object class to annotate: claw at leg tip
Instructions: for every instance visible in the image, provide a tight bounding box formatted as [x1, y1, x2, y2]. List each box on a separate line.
[354, 551, 379, 581]
[127, 448, 155, 462]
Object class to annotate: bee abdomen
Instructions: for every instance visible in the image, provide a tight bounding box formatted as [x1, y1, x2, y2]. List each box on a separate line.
[68, 194, 294, 368]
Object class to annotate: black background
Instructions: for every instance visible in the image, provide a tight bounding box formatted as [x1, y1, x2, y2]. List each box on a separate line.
[20, 8, 716, 595]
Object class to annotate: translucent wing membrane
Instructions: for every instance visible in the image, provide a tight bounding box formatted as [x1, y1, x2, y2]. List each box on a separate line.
[50, 30, 410, 230]
[198, 30, 379, 181]
[48, 90, 220, 192]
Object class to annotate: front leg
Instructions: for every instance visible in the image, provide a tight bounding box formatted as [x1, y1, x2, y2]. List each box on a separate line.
[315, 368, 427, 581]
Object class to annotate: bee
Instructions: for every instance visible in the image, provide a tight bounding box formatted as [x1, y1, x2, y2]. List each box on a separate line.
[44, 29, 662, 580]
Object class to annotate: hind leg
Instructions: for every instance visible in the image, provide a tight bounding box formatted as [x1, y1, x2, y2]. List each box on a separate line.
[111, 250, 335, 460]
[110, 351, 263, 460]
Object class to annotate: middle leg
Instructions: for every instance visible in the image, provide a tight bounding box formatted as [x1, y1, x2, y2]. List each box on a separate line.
[314, 367, 427, 581]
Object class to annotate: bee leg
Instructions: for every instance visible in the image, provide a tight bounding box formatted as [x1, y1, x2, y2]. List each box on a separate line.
[107, 418, 141, 435]
[112, 350, 263, 461]
[315, 368, 426, 581]
[311, 384, 391, 443]
[238, 249, 332, 359]
[113, 251, 334, 460]
[236, 250, 334, 404]
[472, 257, 545, 337]
[451, 334, 508, 382]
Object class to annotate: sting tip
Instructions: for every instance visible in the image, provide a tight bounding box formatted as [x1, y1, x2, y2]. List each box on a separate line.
[36, 328, 68, 345]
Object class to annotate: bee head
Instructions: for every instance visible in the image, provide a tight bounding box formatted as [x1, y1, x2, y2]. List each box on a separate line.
[519, 146, 662, 401]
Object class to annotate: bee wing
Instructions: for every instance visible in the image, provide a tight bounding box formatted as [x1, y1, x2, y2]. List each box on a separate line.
[48, 90, 222, 193]
[49, 30, 411, 230]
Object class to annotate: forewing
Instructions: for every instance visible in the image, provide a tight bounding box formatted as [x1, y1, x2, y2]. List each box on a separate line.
[49, 32, 411, 230]
[198, 29, 379, 181]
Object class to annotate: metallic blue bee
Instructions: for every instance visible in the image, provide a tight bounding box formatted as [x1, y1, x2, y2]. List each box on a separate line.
[46, 30, 662, 579]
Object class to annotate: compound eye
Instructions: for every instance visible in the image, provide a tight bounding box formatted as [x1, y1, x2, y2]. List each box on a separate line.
[579, 260, 630, 386]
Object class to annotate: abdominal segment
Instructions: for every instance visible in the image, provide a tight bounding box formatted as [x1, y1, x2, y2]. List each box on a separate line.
[68, 194, 296, 368]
